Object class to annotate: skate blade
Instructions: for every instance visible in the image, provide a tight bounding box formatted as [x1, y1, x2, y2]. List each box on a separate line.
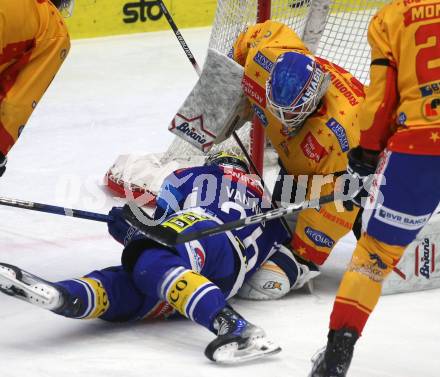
[213, 337, 281, 364]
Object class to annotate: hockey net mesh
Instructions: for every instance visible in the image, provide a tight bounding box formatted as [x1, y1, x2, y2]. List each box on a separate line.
[106, 0, 388, 200]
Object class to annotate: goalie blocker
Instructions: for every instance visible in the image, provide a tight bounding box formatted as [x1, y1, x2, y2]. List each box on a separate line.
[169, 48, 251, 152]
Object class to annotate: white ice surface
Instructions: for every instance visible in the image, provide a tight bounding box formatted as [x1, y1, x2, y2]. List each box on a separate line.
[0, 28, 439, 377]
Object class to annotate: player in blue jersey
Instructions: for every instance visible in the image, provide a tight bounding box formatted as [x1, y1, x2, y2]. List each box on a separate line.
[0, 152, 317, 363]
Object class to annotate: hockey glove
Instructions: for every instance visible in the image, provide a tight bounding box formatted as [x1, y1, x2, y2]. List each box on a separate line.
[107, 206, 147, 246]
[343, 146, 379, 210]
[0, 153, 6, 177]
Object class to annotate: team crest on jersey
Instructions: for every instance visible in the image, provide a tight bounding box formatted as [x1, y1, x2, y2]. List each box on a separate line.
[186, 240, 206, 272]
[415, 238, 436, 279]
[421, 97, 440, 121]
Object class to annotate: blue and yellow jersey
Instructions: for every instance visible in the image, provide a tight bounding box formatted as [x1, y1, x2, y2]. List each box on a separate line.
[154, 164, 290, 277]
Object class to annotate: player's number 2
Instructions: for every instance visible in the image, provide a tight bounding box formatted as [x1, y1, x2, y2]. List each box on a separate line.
[415, 23, 440, 85]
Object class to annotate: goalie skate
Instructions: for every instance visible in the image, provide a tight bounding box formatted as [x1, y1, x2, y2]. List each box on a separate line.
[205, 307, 281, 364]
[0, 263, 63, 311]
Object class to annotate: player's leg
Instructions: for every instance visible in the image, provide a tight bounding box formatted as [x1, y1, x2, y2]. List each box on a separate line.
[273, 164, 360, 265]
[123, 218, 281, 363]
[310, 151, 440, 377]
[0, 264, 152, 322]
[292, 201, 360, 265]
[241, 169, 357, 300]
[0, 0, 70, 155]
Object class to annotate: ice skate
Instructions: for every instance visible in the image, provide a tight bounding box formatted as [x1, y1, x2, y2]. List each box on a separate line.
[309, 328, 358, 377]
[0, 263, 65, 311]
[204, 306, 281, 364]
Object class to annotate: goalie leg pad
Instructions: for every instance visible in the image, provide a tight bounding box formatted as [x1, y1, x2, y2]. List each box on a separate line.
[237, 245, 320, 300]
[237, 261, 291, 300]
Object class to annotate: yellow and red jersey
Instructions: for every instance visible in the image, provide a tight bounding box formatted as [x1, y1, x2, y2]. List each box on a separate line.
[359, 0, 440, 155]
[0, 0, 70, 156]
[232, 21, 365, 264]
[232, 20, 364, 177]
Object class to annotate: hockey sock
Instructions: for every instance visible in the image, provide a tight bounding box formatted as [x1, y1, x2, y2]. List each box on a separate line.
[132, 247, 226, 332]
[160, 266, 226, 331]
[329, 233, 405, 334]
[56, 278, 109, 319]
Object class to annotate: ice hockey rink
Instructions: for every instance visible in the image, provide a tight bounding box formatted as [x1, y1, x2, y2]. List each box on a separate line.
[0, 28, 439, 377]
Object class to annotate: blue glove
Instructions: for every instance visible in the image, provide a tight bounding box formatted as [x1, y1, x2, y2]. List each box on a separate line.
[0, 153, 6, 177]
[107, 206, 146, 246]
[343, 146, 379, 210]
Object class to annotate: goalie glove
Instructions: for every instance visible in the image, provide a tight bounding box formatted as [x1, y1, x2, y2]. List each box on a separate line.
[343, 146, 380, 210]
[0, 153, 6, 177]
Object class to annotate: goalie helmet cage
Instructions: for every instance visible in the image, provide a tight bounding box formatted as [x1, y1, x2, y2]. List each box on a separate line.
[105, 0, 388, 203]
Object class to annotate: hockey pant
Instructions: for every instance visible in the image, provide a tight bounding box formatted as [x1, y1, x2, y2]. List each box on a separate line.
[330, 151, 440, 334]
[273, 165, 361, 265]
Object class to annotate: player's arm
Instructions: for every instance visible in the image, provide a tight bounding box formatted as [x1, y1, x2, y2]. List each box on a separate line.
[232, 20, 310, 66]
[154, 175, 186, 220]
[358, 7, 398, 152]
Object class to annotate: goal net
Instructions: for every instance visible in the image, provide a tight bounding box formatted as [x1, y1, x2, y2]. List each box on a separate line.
[105, 0, 388, 204]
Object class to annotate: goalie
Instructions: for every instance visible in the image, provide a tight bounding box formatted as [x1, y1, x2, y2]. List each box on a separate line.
[0, 152, 318, 364]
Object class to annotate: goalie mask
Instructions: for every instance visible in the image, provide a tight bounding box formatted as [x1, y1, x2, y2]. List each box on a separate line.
[51, 0, 75, 17]
[266, 51, 330, 136]
[205, 152, 250, 174]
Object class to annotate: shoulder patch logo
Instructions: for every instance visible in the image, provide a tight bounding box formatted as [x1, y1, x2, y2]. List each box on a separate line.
[326, 118, 349, 152]
[253, 51, 274, 73]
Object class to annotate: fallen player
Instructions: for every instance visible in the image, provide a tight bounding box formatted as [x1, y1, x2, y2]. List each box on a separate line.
[0, 152, 318, 363]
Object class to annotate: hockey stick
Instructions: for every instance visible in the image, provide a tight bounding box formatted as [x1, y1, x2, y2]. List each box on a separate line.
[158, 1, 293, 237]
[157, 0, 202, 76]
[0, 196, 110, 223]
[123, 192, 337, 248]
